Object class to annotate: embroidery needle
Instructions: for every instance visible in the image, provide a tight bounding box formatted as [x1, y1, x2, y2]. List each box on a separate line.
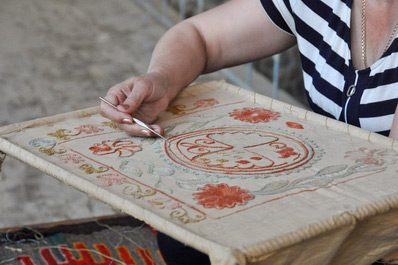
[99, 96, 167, 140]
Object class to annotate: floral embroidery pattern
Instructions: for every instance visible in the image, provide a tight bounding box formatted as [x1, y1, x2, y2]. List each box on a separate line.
[253, 163, 385, 196]
[97, 173, 127, 186]
[57, 153, 85, 164]
[193, 98, 219, 108]
[29, 138, 66, 156]
[229, 108, 280, 123]
[275, 147, 298, 158]
[286, 122, 304, 129]
[101, 121, 118, 130]
[89, 140, 142, 157]
[193, 183, 254, 209]
[170, 207, 206, 224]
[79, 163, 109, 174]
[345, 148, 398, 166]
[75, 124, 104, 134]
[123, 184, 156, 199]
[29, 137, 56, 148]
[47, 129, 81, 140]
[167, 98, 219, 115]
[164, 127, 316, 178]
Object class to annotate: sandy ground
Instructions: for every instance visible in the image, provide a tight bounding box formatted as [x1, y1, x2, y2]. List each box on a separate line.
[0, 0, 304, 228]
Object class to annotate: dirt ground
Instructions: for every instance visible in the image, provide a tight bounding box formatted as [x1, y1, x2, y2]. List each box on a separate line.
[0, 0, 302, 228]
[0, 0, 171, 228]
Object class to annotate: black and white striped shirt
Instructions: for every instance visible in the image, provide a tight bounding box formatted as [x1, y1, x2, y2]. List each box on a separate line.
[261, 0, 398, 136]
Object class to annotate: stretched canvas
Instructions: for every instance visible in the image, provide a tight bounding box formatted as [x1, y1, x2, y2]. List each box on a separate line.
[1, 81, 397, 264]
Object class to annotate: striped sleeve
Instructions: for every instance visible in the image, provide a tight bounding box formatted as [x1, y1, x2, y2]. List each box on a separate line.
[259, 0, 296, 36]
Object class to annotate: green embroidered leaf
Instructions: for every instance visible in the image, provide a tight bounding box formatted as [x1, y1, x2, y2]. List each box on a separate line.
[118, 161, 143, 177]
[298, 177, 334, 188]
[262, 180, 290, 191]
[316, 165, 347, 176]
[149, 165, 175, 177]
[187, 121, 209, 130]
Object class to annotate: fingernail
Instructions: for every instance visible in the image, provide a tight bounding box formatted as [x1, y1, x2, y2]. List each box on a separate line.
[122, 118, 133, 124]
[141, 129, 151, 136]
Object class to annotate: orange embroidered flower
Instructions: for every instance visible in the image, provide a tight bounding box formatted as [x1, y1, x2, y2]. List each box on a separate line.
[275, 147, 298, 158]
[89, 140, 142, 157]
[286, 122, 304, 129]
[193, 183, 254, 209]
[193, 98, 219, 108]
[229, 107, 280, 123]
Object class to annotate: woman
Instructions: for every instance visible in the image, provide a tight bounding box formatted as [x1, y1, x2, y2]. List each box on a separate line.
[100, 0, 398, 263]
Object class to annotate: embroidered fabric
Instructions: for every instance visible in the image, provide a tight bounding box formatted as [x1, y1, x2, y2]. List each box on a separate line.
[0, 81, 397, 265]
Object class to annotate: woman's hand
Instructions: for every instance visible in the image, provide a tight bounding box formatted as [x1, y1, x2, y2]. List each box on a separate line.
[99, 72, 172, 137]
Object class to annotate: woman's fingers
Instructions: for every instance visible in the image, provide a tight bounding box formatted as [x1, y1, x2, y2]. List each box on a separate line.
[99, 94, 135, 124]
[100, 73, 172, 137]
[117, 77, 153, 114]
[115, 122, 165, 137]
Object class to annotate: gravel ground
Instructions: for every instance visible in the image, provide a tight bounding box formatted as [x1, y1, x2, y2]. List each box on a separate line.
[0, 0, 168, 228]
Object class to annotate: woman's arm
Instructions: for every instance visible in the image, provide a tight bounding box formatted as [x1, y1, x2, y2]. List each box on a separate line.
[149, 0, 296, 87]
[100, 0, 296, 136]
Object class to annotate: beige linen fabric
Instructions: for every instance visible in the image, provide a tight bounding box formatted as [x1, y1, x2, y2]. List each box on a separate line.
[0, 81, 397, 265]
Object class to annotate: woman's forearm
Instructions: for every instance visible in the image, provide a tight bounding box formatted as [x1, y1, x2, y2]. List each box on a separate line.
[146, 0, 296, 100]
[147, 21, 208, 98]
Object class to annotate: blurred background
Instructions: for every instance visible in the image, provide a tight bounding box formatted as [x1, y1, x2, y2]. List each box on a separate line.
[0, 0, 306, 228]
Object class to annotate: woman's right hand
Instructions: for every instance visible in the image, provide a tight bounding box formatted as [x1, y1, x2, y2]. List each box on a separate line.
[99, 72, 173, 137]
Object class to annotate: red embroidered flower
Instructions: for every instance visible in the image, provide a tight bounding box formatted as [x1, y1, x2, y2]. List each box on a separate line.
[193, 98, 219, 108]
[345, 148, 398, 166]
[75, 124, 104, 134]
[193, 183, 254, 209]
[97, 173, 127, 186]
[229, 107, 280, 123]
[89, 140, 142, 157]
[276, 147, 298, 158]
[56, 154, 85, 164]
[286, 122, 304, 129]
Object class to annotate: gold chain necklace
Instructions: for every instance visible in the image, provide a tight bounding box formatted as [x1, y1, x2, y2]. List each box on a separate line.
[360, 0, 398, 68]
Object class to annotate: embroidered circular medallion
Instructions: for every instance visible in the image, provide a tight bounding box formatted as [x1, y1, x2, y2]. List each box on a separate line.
[164, 127, 319, 179]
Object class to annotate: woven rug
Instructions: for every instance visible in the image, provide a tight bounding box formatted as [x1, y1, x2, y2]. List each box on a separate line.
[0, 215, 166, 265]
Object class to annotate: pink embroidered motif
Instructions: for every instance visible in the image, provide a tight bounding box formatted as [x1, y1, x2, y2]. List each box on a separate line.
[345, 148, 398, 166]
[286, 122, 304, 129]
[193, 98, 219, 108]
[89, 140, 142, 157]
[229, 107, 280, 123]
[97, 173, 127, 186]
[75, 124, 104, 134]
[193, 183, 254, 209]
[56, 153, 85, 164]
